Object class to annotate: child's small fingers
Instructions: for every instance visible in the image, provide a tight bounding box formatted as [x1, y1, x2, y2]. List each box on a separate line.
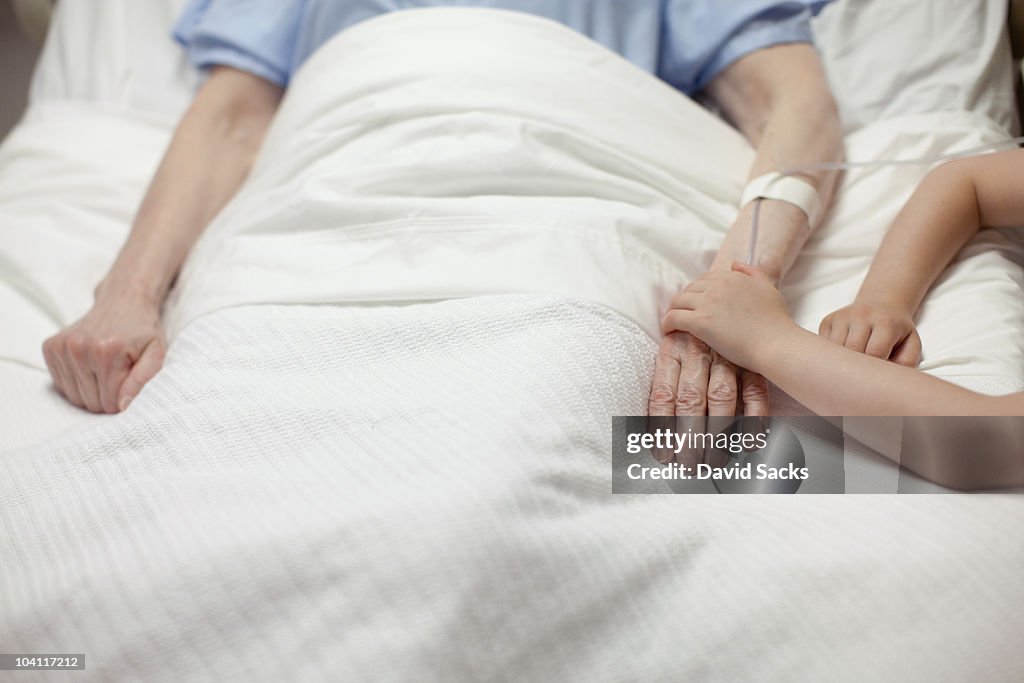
[730, 261, 755, 274]
[730, 261, 772, 283]
[668, 291, 702, 312]
[682, 281, 706, 294]
[818, 316, 833, 337]
[864, 327, 898, 360]
[827, 320, 849, 347]
[844, 322, 872, 353]
[661, 309, 699, 335]
[892, 329, 923, 367]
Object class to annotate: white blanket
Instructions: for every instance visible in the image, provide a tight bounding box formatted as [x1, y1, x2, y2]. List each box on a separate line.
[167, 8, 748, 340]
[3, 297, 1023, 682]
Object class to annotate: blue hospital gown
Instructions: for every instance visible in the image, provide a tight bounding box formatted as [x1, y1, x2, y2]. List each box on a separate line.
[174, 0, 831, 94]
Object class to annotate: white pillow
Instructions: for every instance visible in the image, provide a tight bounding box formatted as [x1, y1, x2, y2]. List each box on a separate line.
[29, 0, 196, 122]
[813, 0, 1019, 134]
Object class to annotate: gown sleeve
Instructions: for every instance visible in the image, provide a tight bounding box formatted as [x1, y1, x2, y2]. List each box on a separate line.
[173, 0, 308, 88]
[660, 0, 833, 95]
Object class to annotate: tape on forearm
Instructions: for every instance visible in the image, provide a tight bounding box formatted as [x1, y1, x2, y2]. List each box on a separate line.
[740, 172, 821, 226]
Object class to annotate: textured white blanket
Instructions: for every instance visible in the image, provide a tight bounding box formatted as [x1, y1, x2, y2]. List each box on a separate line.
[3, 297, 1023, 682]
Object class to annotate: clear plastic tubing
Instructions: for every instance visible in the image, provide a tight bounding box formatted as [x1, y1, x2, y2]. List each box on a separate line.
[746, 136, 1024, 265]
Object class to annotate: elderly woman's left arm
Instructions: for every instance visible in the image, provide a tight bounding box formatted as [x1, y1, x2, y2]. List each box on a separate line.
[705, 43, 843, 280]
[649, 43, 842, 432]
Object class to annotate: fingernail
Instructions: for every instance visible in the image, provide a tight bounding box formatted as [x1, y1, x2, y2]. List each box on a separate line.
[119, 395, 133, 412]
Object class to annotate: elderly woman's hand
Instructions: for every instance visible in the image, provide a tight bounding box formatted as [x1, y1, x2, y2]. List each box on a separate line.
[647, 265, 776, 465]
[42, 287, 166, 414]
[38, 66, 282, 413]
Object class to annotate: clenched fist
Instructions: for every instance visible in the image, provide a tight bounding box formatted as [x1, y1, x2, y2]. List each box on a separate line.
[42, 290, 166, 414]
[818, 301, 921, 367]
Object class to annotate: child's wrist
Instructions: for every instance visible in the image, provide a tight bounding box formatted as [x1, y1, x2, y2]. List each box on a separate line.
[754, 322, 804, 373]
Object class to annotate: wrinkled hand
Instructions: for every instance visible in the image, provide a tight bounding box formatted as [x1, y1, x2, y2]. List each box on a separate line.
[818, 301, 921, 367]
[42, 292, 166, 414]
[660, 262, 793, 371]
[648, 328, 771, 467]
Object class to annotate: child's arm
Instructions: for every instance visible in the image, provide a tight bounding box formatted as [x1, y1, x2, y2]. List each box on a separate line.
[662, 263, 1024, 489]
[820, 148, 1024, 365]
[662, 264, 1020, 417]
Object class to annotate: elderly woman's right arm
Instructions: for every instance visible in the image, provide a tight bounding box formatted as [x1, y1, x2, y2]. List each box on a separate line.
[43, 66, 283, 414]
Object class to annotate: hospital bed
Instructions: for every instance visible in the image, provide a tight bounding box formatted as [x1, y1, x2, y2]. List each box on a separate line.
[1, 1, 1023, 681]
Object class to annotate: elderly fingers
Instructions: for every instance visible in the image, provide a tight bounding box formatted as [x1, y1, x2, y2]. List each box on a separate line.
[706, 353, 738, 417]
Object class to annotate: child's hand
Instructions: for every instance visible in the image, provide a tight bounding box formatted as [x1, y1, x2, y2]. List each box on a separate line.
[660, 262, 798, 371]
[818, 302, 921, 367]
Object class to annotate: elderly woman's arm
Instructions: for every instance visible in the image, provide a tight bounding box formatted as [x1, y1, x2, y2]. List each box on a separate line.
[650, 44, 842, 440]
[42, 67, 283, 413]
[705, 44, 843, 280]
